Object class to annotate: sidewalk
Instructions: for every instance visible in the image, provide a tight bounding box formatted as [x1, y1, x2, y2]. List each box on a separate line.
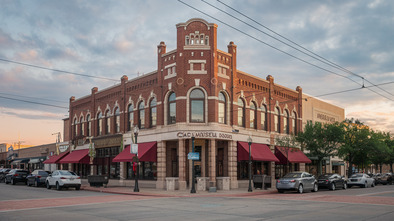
[81, 184, 277, 198]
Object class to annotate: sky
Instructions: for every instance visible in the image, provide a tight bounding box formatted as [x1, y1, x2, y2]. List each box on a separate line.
[0, 0, 393, 146]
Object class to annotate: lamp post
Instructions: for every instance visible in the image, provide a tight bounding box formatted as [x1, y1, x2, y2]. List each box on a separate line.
[247, 136, 253, 192]
[133, 126, 139, 192]
[191, 136, 196, 193]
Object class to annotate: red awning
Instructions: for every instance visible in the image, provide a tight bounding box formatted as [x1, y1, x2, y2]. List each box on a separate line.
[275, 146, 312, 164]
[237, 142, 279, 162]
[112, 142, 157, 162]
[58, 149, 90, 164]
[43, 152, 69, 164]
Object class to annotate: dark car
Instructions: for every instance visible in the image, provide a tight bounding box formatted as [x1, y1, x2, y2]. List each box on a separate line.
[317, 173, 347, 190]
[5, 169, 29, 185]
[0, 168, 12, 182]
[27, 170, 51, 187]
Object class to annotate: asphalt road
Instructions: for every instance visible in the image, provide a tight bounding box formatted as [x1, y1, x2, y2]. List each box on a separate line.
[1, 182, 393, 221]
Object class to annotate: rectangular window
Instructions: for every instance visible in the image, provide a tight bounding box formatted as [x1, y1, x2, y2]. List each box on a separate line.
[218, 103, 225, 124]
[151, 107, 157, 127]
[191, 100, 204, 122]
[250, 110, 255, 128]
[261, 113, 266, 130]
[139, 110, 145, 129]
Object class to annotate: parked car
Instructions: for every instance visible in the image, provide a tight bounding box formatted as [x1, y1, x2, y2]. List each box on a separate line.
[4, 169, 29, 185]
[27, 170, 51, 187]
[317, 173, 347, 190]
[378, 173, 392, 185]
[276, 171, 318, 194]
[0, 168, 11, 182]
[46, 170, 81, 190]
[348, 173, 375, 188]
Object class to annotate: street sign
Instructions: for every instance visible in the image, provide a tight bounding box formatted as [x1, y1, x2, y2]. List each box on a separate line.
[188, 152, 200, 160]
[131, 144, 138, 155]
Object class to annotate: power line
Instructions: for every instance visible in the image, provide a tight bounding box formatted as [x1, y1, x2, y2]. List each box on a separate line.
[178, 0, 392, 101]
[311, 81, 394, 98]
[0, 58, 120, 82]
[0, 92, 68, 104]
[214, 0, 393, 98]
[0, 95, 68, 109]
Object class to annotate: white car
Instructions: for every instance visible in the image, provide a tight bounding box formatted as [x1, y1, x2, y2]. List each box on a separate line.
[46, 170, 81, 190]
[348, 173, 375, 188]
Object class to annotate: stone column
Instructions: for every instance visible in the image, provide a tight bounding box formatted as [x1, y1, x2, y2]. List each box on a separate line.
[91, 164, 97, 176]
[178, 139, 187, 190]
[228, 140, 238, 189]
[209, 139, 217, 188]
[156, 141, 166, 189]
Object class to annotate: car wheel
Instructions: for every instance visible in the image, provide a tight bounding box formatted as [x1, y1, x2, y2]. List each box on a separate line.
[278, 189, 284, 193]
[5, 178, 9, 184]
[364, 182, 368, 188]
[348, 185, 352, 188]
[343, 183, 347, 190]
[330, 183, 336, 191]
[46, 181, 51, 189]
[372, 182, 375, 187]
[56, 182, 62, 191]
[76, 185, 81, 190]
[11, 178, 15, 185]
[312, 183, 318, 192]
[298, 184, 304, 194]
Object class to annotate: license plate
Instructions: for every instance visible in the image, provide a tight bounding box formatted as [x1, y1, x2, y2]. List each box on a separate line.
[69, 178, 74, 181]
[22, 175, 26, 178]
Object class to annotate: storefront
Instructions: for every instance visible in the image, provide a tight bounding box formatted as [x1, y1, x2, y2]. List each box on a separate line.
[58, 149, 90, 178]
[274, 146, 311, 179]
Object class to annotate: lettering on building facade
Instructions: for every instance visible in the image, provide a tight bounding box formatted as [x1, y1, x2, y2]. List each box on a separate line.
[316, 113, 336, 123]
[177, 131, 233, 140]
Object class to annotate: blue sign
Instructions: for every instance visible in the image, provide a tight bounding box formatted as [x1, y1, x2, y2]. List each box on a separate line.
[188, 152, 200, 160]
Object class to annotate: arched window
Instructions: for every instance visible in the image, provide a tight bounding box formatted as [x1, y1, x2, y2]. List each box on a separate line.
[87, 114, 91, 136]
[74, 118, 78, 137]
[274, 107, 280, 133]
[190, 89, 205, 123]
[97, 112, 103, 136]
[150, 98, 157, 127]
[138, 101, 145, 129]
[115, 107, 120, 133]
[250, 102, 257, 129]
[168, 92, 176, 124]
[218, 92, 226, 124]
[79, 116, 84, 136]
[261, 105, 267, 131]
[128, 104, 134, 131]
[292, 111, 297, 135]
[237, 98, 245, 127]
[284, 110, 290, 134]
[105, 110, 111, 134]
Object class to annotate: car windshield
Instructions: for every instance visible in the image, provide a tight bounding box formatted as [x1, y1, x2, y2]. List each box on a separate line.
[351, 174, 363, 178]
[38, 171, 49, 175]
[283, 173, 302, 178]
[318, 174, 332, 179]
[58, 171, 75, 176]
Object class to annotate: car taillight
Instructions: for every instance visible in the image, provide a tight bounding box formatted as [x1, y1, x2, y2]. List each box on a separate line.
[290, 180, 296, 183]
[60, 177, 67, 179]
[37, 176, 41, 178]
[326, 180, 329, 182]
[277, 180, 280, 183]
[14, 174, 18, 176]
[76, 177, 81, 179]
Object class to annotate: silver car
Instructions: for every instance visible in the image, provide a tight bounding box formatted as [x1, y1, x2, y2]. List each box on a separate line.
[276, 172, 318, 194]
[348, 173, 375, 188]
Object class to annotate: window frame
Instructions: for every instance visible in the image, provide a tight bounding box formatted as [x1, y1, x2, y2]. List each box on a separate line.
[189, 89, 205, 123]
[218, 92, 226, 124]
[250, 102, 257, 129]
[138, 101, 145, 129]
[261, 105, 267, 131]
[114, 107, 120, 133]
[150, 98, 157, 128]
[237, 98, 245, 127]
[168, 92, 176, 125]
[128, 104, 134, 131]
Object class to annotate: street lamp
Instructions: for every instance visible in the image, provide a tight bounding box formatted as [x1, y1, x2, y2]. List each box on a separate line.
[133, 125, 140, 192]
[191, 136, 196, 193]
[247, 136, 253, 192]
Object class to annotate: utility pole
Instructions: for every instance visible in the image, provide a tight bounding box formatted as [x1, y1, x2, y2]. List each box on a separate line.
[52, 132, 61, 155]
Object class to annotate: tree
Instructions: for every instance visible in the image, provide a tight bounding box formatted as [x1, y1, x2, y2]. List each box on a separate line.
[368, 131, 390, 173]
[384, 134, 394, 173]
[295, 121, 344, 177]
[338, 119, 371, 177]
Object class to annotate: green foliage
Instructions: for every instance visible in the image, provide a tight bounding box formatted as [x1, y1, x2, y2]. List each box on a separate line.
[295, 121, 344, 176]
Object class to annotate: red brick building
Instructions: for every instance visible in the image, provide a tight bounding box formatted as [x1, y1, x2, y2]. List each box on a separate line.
[67, 18, 309, 190]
